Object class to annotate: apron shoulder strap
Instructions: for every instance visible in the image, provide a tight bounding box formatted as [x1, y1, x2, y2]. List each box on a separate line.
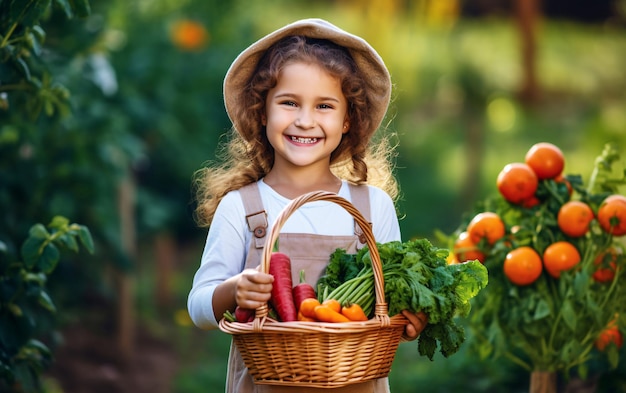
[347, 183, 372, 246]
[240, 182, 372, 249]
[239, 182, 267, 250]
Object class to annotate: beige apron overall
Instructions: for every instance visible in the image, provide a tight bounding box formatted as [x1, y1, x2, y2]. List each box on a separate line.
[225, 182, 391, 393]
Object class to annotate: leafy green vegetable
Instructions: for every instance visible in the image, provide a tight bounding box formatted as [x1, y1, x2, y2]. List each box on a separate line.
[317, 238, 488, 360]
[316, 248, 362, 298]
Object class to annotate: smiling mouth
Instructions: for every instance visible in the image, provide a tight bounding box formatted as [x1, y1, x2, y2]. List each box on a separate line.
[289, 136, 318, 144]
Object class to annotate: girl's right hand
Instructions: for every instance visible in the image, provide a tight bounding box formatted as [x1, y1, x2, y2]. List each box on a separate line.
[235, 268, 274, 309]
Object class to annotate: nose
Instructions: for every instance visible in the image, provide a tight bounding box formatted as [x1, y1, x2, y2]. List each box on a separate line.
[294, 109, 315, 129]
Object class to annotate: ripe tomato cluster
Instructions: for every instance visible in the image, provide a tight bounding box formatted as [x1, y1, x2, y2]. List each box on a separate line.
[451, 142, 626, 354]
[453, 142, 625, 284]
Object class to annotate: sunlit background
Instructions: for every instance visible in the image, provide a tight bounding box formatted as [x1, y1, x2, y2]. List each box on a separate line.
[1, 0, 625, 392]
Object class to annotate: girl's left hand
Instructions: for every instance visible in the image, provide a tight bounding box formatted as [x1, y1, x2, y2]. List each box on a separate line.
[401, 310, 428, 341]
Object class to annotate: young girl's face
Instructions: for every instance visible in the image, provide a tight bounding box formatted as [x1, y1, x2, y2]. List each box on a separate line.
[264, 61, 349, 171]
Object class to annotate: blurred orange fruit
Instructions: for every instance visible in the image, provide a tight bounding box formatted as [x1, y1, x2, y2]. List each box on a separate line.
[597, 194, 626, 236]
[171, 20, 209, 51]
[592, 248, 619, 283]
[557, 200, 594, 238]
[525, 142, 565, 180]
[543, 241, 581, 278]
[467, 212, 506, 245]
[453, 231, 485, 263]
[497, 163, 538, 204]
[595, 318, 623, 351]
[503, 246, 543, 286]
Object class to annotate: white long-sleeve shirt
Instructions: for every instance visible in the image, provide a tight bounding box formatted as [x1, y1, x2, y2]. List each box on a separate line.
[187, 179, 401, 329]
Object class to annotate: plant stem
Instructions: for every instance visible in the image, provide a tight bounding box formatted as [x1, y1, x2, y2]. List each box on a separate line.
[504, 351, 532, 371]
[0, 22, 19, 48]
[0, 0, 39, 48]
[0, 83, 34, 92]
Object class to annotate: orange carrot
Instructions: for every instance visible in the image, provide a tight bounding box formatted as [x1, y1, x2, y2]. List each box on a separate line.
[297, 311, 317, 322]
[314, 305, 351, 323]
[322, 299, 341, 313]
[299, 298, 321, 319]
[341, 303, 368, 321]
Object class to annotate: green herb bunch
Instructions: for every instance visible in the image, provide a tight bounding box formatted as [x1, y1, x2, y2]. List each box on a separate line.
[317, 238, 488, 360]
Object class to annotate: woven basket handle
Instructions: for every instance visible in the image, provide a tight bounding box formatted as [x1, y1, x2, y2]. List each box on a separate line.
[257, 190, 388, 321]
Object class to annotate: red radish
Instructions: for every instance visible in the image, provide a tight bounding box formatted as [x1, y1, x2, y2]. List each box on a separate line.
[234, 306, 255, 323]
[269, 251, 297, 322]
[293, 270, 317, 312]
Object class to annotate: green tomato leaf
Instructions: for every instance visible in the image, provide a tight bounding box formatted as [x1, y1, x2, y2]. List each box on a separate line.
[31, 24, 46, 42]
[23, 272, 46, 285]
[561, 299, 577, 331]
[49, 215, 70, 230]
[17, 339, 52, 361]
[38, 290, 56, 312]
[58, 233, 79, 252]
[8, 303, 23, 317]
[54, 0, 73, 17]
[28, 223, 49, 239]
[37, 243, 60, 274]
[8, 0, 51, 27]
[69, 0, 91, 17]
[77, 225, 94, 253]
[577, 363, 588, 380]
[533, 299, 551, 320]
[21, 236, 45, 269]
[573, 269, 590, 293]
[606, 344, 620, 369]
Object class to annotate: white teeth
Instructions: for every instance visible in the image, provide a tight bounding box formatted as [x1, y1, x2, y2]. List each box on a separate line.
[290, 136, 317, 144]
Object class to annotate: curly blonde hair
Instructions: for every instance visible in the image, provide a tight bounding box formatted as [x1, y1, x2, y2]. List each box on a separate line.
[193, 36, 399, 227]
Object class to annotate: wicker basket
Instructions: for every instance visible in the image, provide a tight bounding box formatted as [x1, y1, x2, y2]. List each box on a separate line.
[219, 190, 408, 388]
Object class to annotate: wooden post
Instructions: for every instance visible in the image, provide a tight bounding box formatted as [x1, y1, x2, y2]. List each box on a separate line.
[155, 232, 176, 311]
[117, 173, 136, 364]
[515, 0, 540, 105]
[529, 371, 557, 393]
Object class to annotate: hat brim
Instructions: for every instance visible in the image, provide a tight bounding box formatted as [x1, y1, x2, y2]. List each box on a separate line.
[223, 18, 391, 140]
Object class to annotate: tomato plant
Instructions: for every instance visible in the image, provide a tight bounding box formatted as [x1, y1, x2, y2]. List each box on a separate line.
[451, 142, 626, 382]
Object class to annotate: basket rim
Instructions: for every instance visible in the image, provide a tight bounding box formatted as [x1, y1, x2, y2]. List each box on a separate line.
[219, 312, 408, 334]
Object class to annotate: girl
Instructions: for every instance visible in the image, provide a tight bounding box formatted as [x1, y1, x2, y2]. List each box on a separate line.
[187, 18, 427, 393]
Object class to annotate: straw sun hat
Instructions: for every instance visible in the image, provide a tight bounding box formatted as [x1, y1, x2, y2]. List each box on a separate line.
[223, 18, 392, 141]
